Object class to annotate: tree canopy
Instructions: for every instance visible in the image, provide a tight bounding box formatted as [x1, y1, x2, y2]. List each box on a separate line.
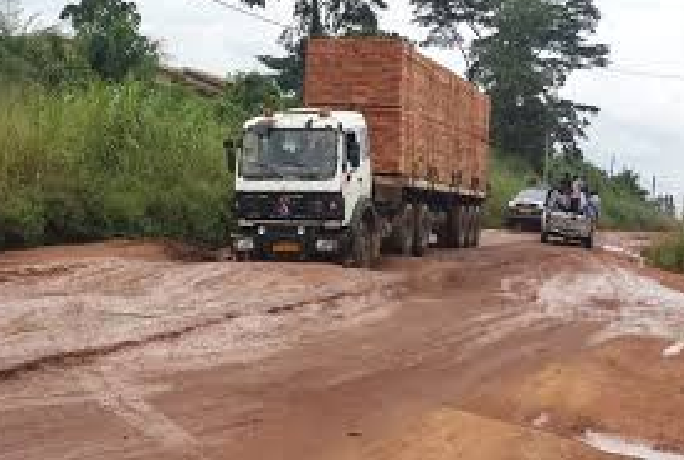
[241, 0, 389, 98]
[59, 0, 159, 82]
[412, 0, 610, 167]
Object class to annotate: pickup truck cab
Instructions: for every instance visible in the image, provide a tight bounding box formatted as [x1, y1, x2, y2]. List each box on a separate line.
[541, 190, 597, 249]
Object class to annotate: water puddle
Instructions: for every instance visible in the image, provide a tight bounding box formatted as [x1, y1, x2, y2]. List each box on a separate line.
[583, 431, 684, 459]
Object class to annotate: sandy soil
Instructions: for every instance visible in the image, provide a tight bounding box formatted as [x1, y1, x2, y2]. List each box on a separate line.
[1, 231, 683, 459]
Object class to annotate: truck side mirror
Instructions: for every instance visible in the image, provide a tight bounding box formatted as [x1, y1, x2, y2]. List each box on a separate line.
[223, 137, 242, 169]
[346, 133, 361, 169]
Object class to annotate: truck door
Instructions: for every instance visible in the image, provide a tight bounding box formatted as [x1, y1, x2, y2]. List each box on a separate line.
[342, 130, 372, 223]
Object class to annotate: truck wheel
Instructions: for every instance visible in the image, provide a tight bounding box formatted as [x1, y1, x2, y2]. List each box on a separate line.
[463, 206, 474, 248]
[541, 232, 549, 244]
[472, 206, 482, 248]
[390, 204, 414, 256]
[456, 206, 468, 248]
[446, 204, 459, 248]
[412, 203, 430, 257]
[583, 234, 594, 249]
[350, 219, 374, 268]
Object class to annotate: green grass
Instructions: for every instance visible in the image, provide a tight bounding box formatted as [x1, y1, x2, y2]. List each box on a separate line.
[645, 229, 684, 274]
[0, 80, 237, 249]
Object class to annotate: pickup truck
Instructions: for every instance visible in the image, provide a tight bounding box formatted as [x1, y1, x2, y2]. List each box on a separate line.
[540, 192, 598, 249]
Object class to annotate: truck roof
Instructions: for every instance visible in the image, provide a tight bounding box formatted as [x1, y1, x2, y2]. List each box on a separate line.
[244, 108, 366, 131]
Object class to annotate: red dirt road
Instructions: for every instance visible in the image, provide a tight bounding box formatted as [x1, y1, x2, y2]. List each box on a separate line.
[1, 231, 684, 459]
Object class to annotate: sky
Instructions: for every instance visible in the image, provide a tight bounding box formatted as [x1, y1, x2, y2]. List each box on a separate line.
[21, 0, 684, 206]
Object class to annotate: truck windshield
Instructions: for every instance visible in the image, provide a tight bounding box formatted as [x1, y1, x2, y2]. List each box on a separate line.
[240, 129, 338, 180]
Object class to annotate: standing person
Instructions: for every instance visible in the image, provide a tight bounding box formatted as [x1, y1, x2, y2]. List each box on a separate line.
[557, 178, 571, 212]
[570, 176, 582, 213]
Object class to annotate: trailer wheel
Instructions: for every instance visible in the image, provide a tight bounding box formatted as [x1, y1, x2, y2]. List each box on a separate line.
[446, 205, 458, 248]
[462, 206, 473, 248]
[412, 203, 430, 257]
[455, 206, 466, 248]
[472, 206, 482, 248]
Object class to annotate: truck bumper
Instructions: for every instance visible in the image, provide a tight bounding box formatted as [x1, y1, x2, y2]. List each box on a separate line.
[231, 222, 350, 259]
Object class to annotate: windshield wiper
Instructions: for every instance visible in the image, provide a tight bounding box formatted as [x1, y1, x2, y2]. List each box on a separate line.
[247, 162, 284, 178]
[279, 159, 309, 168]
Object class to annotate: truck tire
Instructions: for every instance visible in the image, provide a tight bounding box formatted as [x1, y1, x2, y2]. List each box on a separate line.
[389, 204, 414, 256]
[456, 206, 468, 248]
[472, 206, 482, 248]
[541, 232, 549, 244]
[583, 234, 594, 249]
[446, 204, 460, 248]
[350, 218, 374, 268]
[412, 203, 430, 257]
[463, 206, 474, 248]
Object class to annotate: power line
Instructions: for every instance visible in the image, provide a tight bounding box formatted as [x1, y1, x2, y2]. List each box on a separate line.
[203, 0, 292, 29]
[600, 66, 684, 81]
[200, 0, 684, 83]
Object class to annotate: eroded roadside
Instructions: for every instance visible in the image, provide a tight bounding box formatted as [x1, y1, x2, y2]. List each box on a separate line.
[1, 231, 683, 460]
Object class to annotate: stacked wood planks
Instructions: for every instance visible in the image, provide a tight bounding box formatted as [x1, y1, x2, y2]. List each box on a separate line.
[304, 38, 490, 191]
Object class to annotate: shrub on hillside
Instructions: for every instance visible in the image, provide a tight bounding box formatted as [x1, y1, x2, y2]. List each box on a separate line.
[0, 81, 234, 249]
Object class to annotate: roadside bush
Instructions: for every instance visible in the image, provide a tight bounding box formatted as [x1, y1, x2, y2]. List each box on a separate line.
[645, 229, 684, 274]
[0, 80, 234, 249]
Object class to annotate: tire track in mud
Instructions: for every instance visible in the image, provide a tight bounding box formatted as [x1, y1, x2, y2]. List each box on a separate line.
[0, 287, 400, 382]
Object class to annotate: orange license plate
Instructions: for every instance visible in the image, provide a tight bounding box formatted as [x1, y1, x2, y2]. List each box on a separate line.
[272, 241, 302, 253]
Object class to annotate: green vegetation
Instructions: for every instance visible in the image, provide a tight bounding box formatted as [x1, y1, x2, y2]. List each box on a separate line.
[412, 0, 609, 165]
[645, 230, 684, 274]
[483, 151, 677, 232]
[0, 81, 238, 249]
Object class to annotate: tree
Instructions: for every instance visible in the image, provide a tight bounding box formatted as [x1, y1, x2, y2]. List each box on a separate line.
[220, 71, 283, 120]
[241, 0, 388, 99]
[412, 0, 609, 168]
[59, 0, 159, 82]
[0, 0, 92, 86]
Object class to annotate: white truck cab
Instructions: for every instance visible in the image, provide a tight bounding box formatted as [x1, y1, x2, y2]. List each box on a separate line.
[230, 108, 373, 261]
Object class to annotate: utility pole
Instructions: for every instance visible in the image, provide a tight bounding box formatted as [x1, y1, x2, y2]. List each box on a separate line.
[544, 80, 558, 188]
[653, 175, 656, 197]
[610, 154, 615, 178]
[544, 130, 550, 187]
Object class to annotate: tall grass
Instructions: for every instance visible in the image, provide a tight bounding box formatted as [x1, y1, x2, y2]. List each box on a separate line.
[645, 228, 684, 274]
[0, 80, 236, 249]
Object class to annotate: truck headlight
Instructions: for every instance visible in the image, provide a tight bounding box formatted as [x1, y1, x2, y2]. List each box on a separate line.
[316, 239, 339, 252]
[234, 237, 255, 251]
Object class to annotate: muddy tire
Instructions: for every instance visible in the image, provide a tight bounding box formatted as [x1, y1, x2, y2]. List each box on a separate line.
[582, 234, 594, 249]
[472, 206, 481, 248]
[463, 206, 474, 248]
[412, 203, 430, 257]
[389, 204, 414, 256]
[541, 232, 549, 244]
[350, 219, 374, 268]
[447, 204, 461, 248]
[235, 252, 250, 262]
[456, 206, 468, 248]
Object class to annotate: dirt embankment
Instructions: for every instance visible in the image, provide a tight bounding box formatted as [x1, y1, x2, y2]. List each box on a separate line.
[1, 232, 684, 460]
